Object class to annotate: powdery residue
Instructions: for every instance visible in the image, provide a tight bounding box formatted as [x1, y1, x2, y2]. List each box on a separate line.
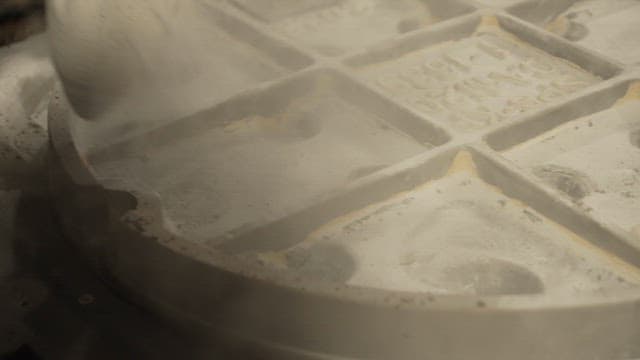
[267, 0, 436, 56]
[357, 16, 601, 133]
[615, 81, 640, 107]
[91, 87, 427, 244]
[505, 83, 640, 234]
[546, 0, 640, 65]
[260, 152, 640, 296]
[446, 149, 478, 176]
[230, 0, 342, 22]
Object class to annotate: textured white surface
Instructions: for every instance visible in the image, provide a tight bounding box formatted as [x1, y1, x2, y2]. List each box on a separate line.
[0, 34, 53, 174]
[0, 2, 639, 358]
[264, 155, 640, 296]
[506, 97, 640, 233]
[269, 0, 434, 56]
[357, 22, 601, 132]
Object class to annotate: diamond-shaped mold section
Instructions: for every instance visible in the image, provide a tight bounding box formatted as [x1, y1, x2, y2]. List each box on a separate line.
[255, 151, 640, 296]
[346, 14, 617, 133]
[511, 0, 640, 65]
[230, 0, 474, 56]
[502, 81, 640, 237]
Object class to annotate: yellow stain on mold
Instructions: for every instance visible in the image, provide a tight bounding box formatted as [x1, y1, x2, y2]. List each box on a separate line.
[280, 150, 640, 282]
[614, 81, 640, 107]
[446, 150, 478, 176]
[473, 15, 525, 45]
[478, 15, 500, 29]
[545, 15, 569, 36]
[302, 150, 478, 241]
[474, 15, 503, 35]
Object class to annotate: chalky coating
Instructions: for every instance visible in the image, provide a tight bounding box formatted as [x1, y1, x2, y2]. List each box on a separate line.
[47, 1, 640, 359]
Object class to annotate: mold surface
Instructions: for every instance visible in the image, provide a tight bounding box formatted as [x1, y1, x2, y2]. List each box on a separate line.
[88, 74, 430, 243]
[48, 3, 313, 154]
[42, 2, 640, 357]
[544, 0, 640, 65]
[232, 0, 472, 56]
[259, 152, 640, 295]
[473, 0, 524, 6]
[532, 164, 597, 201]
[354, 17, 601, 133]
[230, 0, 342, 22]
[505, 83, 640, 233]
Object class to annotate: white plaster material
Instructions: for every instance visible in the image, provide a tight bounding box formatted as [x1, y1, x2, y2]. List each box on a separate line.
[355, 18, 600, 132]
[0, 34, 52, 173]
[229, 0, 473, 56]
[261, 153, 640, 296]
[546, 0, 640, 65]
[89, 75, 429, 243]
[506, 84, 640, 236]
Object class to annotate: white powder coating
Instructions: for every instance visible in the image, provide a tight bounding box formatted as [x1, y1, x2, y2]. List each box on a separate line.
[38, 1, 640, 357]
[505, 86, 640, 236]
[230, 0, 343, 22]
[91, 83, 427, 243]
[357, 21, 601, 132]
[472, 0, 524, 6]
[0, 189, 20, 280]
[260, 153, 640, 296]
[268, 0, 434, 56]
[546, 0, 640, 65]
